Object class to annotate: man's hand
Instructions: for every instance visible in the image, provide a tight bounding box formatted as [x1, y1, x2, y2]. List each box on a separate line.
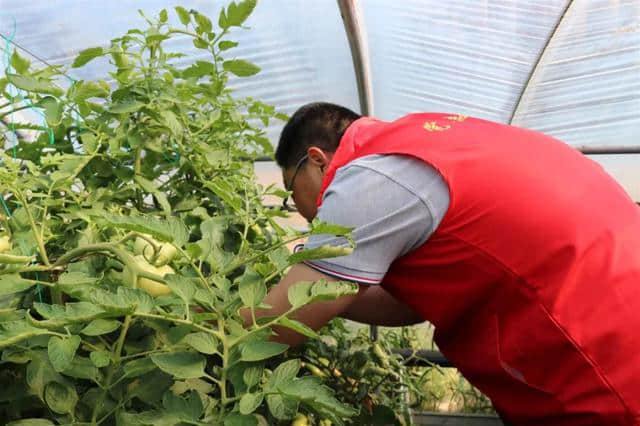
[241, 263, 366, 346]
[240, 264, 423, 346]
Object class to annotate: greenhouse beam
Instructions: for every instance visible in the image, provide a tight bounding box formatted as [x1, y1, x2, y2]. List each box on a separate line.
[337, 0, 374, 117]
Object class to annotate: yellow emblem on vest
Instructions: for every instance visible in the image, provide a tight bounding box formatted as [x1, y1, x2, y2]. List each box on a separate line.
[423, 121, 451, 132]
[445, 114, 467, 122]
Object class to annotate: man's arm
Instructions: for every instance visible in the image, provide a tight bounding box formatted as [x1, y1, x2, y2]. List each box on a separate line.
[241, 264, 423, 346]
[241, 264, 365, 346]
[339, 284, 424, 326]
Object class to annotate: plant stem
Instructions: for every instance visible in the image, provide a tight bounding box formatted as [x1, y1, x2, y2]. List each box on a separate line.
[21, 278, 55, 287]
[230, 306, 297, 347]
[96, 395, 133, 425]
[14, 188, 50, 265]
[210, 29, 228, 75]
[119, 348, 167, 360]
[39, 183, 55, 250]
[250, 306, 257, 329]
[237, 191, 251, 257]
[264, 263, 290, 283]
[222, 232, 310, 276]
[0, 264, 61, 276]
[81, 339, 105, 353]
[176, 246, 210, 290]
[53, 243, 132, 267]
[134, 311, 222, 340]
[52, 242, 171, 288]
[114, 315, 132, 358]
[13, 187, 61, 304]
[91, 314, 132, 424]
[167, 28, 200, 39]
[134, 148, 143, 210]
[217, 318, 229, 421]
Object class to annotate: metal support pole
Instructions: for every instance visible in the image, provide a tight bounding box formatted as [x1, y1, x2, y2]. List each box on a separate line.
[337, 0, 378, 341]
[336, 0, 374, 117]
[575, 145, 640, 155]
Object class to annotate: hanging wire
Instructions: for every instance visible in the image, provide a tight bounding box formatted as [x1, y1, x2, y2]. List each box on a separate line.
[2, 29, 182, 163]
[0, 18, 66, 302]
[1, 21, 55, 146]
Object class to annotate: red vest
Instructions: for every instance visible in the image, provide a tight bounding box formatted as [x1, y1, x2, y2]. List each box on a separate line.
[317, 114, 640, 425]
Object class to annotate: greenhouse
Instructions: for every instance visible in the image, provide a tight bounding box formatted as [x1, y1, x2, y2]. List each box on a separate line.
[0, 1, 639, 425]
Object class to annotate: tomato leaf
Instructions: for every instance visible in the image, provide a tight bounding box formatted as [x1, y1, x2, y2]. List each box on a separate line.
[47, 336, 81, 372]
[10, 49, 31, 74]
[277, 317, 320, 339]
[102, 214, 188, 247]
[194, 12, 212, 34]
[175, 6, 190, 25]
[224, 414, 258, 426]
[182, 332, 218, 355]
[6, 73, 63, 96]
[0, 274, 37, 296]
[223, 59, 260, 77]
[44, 382, 78, 415]
[237, 267, 266, 308]
[239, 392, 263, 415]
[108, 99, 145, 114]
[288, 245, 353, 264]
[241, 341, 288, 362]
[162, 390, 203, 421]
[150, 352, 206, 379]
[81, 319, 121, 336]
[164, 274, 197, 304]
[7, 420, 55, 426]
[226, 0, 257, 27]
[72, 47, 105, 68]
[267, 359, 300, 389]
[159, 110, 183, 140]
[219, 40, 239, 51]
[89, 351, 111, 368]
[309, 219, 353, 237]
[124, 358, 156, 378]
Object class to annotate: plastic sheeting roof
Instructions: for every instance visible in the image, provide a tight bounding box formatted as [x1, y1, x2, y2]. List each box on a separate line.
[2, 0, 639, 200]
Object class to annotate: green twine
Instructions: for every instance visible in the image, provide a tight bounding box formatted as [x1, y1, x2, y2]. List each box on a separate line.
[1, 19, 54, 147]
[0, 18, 55, 302]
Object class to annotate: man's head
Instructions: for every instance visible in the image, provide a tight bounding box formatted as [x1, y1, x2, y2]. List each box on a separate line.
[276, 102, 361, 221]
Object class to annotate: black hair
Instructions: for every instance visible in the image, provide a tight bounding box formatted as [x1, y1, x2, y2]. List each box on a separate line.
[275, 102, 361, 168]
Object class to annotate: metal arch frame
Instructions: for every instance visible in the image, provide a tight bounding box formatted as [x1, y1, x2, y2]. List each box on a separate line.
[337, 0, 374, 117]
[336, 0, 381, 341]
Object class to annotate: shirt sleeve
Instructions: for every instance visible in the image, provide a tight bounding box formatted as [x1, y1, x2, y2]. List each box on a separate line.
[303, 154, 450, 284]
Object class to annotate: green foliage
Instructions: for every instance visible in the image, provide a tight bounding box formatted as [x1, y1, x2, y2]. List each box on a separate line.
[0, 5, 402, 425]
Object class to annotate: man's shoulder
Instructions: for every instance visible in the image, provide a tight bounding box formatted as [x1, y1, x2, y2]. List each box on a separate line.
[333, 154, 449, 204]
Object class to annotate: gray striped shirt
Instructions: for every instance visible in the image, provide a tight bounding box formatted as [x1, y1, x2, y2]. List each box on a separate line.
[304, 154, 450, 284]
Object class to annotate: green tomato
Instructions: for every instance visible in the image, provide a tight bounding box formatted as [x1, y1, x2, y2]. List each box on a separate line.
[0, 235, 11, 253]
[133, 234, 177, 266]
[317, 357, 330, 367]
[372, 342, 391, 368]
[291, 414, 309, 426]
[248, 223, 264, 241]
[123, 255, 174, 296]
[302, 362, 326, 378]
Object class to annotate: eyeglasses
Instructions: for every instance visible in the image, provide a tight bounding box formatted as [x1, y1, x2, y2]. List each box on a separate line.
[282, 154, 309, 210]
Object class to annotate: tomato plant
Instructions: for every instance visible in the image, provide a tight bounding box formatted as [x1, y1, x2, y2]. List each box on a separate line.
[0, 3, 372, 424]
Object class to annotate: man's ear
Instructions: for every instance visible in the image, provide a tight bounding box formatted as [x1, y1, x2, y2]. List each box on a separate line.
[306, 146, 333, 170]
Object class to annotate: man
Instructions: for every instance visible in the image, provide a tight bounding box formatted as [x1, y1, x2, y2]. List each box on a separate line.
[247, 102, 640, 425]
